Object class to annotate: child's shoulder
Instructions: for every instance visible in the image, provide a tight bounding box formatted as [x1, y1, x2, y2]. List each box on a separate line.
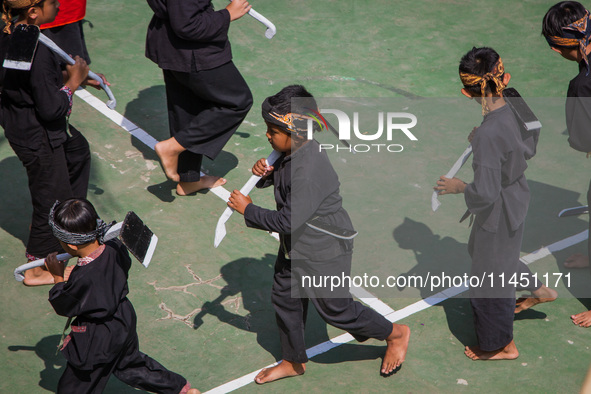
[103, 239, 131, 259]
[102, 239, 133, 272]
[569, 69, 591, 97]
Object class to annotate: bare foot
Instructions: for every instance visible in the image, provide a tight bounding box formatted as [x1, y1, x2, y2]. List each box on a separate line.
[564, 253, 589, 268]
[155, 138, 185, 182]
[515, 285, 557, 313]
[571, 310, 591, 327]
[464, 340, 519, 360]
[176, 176, 227, 196]
[382, 323, 410, 374]
[254, 360, 305, 384]
[187, 389, 200, 394]
[23, 266, 55, 286]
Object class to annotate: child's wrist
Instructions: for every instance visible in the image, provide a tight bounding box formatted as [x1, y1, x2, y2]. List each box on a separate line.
[53, 275, 65, 283]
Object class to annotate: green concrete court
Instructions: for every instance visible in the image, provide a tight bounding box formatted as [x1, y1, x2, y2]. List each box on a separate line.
[1, 0, 591, 392]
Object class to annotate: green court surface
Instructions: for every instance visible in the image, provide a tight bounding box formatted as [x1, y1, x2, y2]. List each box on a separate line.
[1, 0, 591, 392]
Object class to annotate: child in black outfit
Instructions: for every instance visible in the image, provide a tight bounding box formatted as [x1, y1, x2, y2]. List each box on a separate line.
[146, 0, 253, 195]
[1, 0, 106, 286]
[228, 85, 410, 384]
[45, 198, 200, 394]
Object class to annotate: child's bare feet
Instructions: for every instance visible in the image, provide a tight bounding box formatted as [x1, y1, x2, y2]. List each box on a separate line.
[254, 360, 305, 384]
[176, 176, 227, 195]
[186, 389, 200, 394]
[464, 340, 519, 360]
[571, 310, 591, 327]
[564, 253, 589, 268]
[514, 285, 557, 313]
[23, 266, 55, 286]
[155, 138, 185, 182]
[382, 323, 410, 374]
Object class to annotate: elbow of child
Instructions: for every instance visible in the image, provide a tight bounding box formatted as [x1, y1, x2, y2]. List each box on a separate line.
[37, 108, 66, 123]
[171, 24, 216, 42]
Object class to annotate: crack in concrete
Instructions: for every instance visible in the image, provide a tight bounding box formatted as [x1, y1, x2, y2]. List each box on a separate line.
[150, 265, 244, 328]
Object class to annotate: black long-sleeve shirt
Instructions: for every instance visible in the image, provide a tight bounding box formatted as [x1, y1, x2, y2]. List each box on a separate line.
[48, 240, 136, 370]
[565, 61, 591, 153]
[145, 0, 232, 72]
[1, 36, 71, 149]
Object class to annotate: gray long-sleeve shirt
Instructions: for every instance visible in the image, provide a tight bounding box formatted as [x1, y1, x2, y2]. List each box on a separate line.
[464, 104, 535, 233]
[244, 140, 354, 261]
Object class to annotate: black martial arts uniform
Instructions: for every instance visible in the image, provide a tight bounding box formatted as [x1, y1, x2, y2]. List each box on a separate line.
[243, 140, 393, 363]
[565, 61, 591, 263]
[145, 0, 253, 182]
[1, 34, 90, 259]
[465, 104, 542, 351]
[49, 240, 189, 394]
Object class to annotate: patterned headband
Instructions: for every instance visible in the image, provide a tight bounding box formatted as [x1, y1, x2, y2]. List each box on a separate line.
[261, 97, 323, 137]
[459, 57, 506, 114]
[48, 201, 113, 245]
[545, 10, 591, 74]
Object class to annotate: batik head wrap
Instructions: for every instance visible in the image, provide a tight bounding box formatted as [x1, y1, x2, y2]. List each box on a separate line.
[545, 10, 591, 75]
[261, 97, 324, 137]
[459, 57, 506, 115]
[48, 201, 114, 245]
[2, 0, 44, 33]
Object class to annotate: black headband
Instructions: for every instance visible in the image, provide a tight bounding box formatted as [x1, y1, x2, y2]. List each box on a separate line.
[48, 201, 114, 245]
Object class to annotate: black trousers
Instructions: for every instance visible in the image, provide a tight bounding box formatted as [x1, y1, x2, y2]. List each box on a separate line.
[272, 252, 393, 363]
[10, 126, 90, 257]
[163, 61, 252, 182]
[42, 21, 91, 64]
[468, 211, 541, 351]
[57, 332, 187, 394]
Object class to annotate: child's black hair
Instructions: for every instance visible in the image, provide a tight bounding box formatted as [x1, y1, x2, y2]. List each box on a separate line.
[266, 85, 317, 116]
[53, 198, 99, 235]
[542, 1, 587, 42]
[459, 47, 504, 97]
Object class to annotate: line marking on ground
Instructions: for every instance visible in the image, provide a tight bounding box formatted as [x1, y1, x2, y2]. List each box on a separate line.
[204, 231, 588, 393]
[75, 89, 230, 201]
[76, 90, 587, 393]
[77, 90, 281, 242]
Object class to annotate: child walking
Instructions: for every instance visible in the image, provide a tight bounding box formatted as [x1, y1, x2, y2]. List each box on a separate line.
[434, 47, 556, 360]
[1, 0, 106, 285]
[45, 198, 200, 394]
[145, 0, 253, 195]
[542, 1, 591, 327]
[228, 85, 410, 383]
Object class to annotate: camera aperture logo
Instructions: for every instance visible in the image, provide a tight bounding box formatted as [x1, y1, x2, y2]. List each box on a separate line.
[306, 108, 418, 153]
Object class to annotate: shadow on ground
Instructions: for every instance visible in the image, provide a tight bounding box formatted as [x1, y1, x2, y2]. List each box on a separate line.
[193, 254, 343, 361]
[124, 86, 241, 203]
[8, 335, 144, 393]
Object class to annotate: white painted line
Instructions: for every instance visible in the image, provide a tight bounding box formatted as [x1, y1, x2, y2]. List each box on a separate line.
[205, 364, 277, 394]
[74, 91, 341, 245]
[350, 286, 396, 316]
[75, 89, 230, 201]
[306, 332, 355, 358]
[521, 230, 588, 265]
[204, 229, 587, 393]
[79, 89, 588, 393]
